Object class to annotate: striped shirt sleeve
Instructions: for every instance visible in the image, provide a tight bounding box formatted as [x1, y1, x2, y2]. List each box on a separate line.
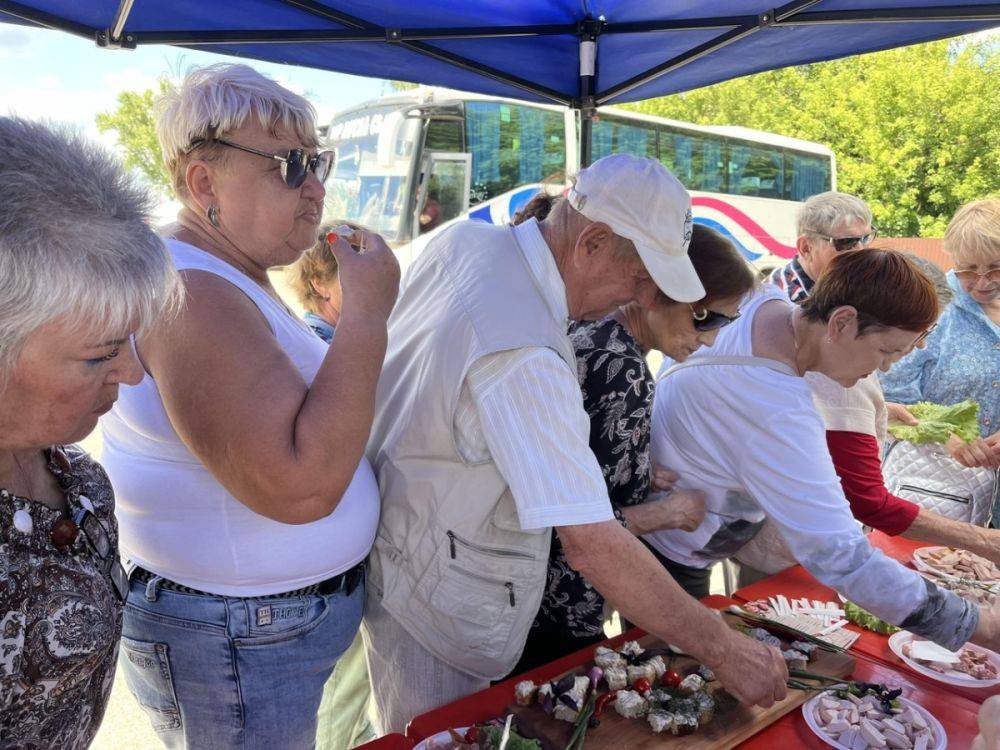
[464, 347, 614, 531]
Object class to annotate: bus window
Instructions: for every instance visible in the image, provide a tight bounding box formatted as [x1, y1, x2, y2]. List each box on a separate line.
[425, 118, 463, 152]
[659, 128, 726, 193]
[785, 151, 832, 201]
[465, 102, 565, 204]
[728, 143, 784, 198]
[591, 117, 658, 161]
[325, 105, 415, 241]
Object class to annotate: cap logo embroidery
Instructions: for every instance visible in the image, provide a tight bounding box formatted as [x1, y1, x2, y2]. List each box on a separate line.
[682, 208, 693, 248]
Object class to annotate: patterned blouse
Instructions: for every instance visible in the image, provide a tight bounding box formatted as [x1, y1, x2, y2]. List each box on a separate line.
[880, 271, 1000, 436]
[0, 446, 124, 749]
[533, 317, 654, 638]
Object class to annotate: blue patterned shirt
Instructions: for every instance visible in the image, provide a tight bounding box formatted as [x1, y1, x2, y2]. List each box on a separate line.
[303, 311, 336, 344]
[880, 271, 1000, 437]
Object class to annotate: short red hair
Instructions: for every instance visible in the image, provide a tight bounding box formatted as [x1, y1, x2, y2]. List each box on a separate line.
[801, 248, 938, 334]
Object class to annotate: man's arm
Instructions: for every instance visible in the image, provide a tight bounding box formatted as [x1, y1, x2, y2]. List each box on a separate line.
[904, 510, 1000, 568]
[558, 520, 788, 708]
[467, 351, 787, 706]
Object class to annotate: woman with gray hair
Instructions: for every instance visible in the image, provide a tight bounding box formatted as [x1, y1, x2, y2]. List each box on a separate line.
[100, 63, 399, 748]
[0, 116, 178, 748]
[769, 190, 877, 302]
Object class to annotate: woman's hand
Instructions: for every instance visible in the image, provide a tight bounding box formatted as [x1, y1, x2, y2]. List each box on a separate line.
[947, 434, 1000, 469]
[622, 490, 707, 536]
[886, 402, 919, 425]
[329, 228, 400, 322]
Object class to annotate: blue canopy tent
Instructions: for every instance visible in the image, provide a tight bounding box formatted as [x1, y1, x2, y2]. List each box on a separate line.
[1, 1, 997, 163]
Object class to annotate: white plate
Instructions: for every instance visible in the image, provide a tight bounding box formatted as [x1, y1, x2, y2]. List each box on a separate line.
[802, 690, 946, 750]
[412, 727, 472, 750]
[913, 546, 1000, 586]
[888, 631, 1000, 688]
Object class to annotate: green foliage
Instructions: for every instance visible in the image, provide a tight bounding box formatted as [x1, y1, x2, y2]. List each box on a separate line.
[96, 78, 173, 197]
[889, 399, 981, 444]
[624, 40, 1000, 237]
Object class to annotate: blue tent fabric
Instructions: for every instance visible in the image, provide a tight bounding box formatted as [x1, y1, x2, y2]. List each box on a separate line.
[0, 1, 996, 105]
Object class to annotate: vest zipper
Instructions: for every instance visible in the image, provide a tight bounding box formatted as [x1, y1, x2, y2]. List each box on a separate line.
[447, 564, 517, 608]
[445, 529, 536, 560]
[898, 485, 971, 505]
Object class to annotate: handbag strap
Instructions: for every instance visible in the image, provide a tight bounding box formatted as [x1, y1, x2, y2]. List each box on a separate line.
[658, 354, 798, 382]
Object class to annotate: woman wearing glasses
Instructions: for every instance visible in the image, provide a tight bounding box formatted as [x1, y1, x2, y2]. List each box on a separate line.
[0, 118, 178, 748]
[648, 250, 1000, 654]
[881, 198, 1000, 471]
[100, 64, 399, 748]
[505, 200, 758, 673]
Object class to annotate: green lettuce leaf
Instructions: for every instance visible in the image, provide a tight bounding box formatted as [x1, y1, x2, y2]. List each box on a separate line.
[888, 400, 981, 445]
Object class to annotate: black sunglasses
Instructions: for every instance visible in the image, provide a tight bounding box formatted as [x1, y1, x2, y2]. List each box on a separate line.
[187, 137, 335, 189]
[807, 227, 879, 253]
[691, 305, 741, 332]
[65, 506, 129, 601]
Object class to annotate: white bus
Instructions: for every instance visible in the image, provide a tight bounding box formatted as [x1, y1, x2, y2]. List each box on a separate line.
[323, 88, 835, 271]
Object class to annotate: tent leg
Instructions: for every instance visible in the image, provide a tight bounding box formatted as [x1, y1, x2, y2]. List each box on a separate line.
[577, 23, 599, 168]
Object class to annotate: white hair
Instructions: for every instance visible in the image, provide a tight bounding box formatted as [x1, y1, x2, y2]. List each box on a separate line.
[797, 191, 873, 236]
[157, 63, 319, 197]
[0, 116, 181, 375]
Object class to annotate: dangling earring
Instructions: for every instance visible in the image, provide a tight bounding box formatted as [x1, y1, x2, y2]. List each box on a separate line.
[691, 307, 709, 321]
[207, 205, 221, 228]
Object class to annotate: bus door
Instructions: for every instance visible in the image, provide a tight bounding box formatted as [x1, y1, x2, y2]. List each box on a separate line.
[414, 152, 472, 235]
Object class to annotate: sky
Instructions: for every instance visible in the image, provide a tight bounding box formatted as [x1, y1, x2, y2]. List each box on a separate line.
[0, 24, 392, 148]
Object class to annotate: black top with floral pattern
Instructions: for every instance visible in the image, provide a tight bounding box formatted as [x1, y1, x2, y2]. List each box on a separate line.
[0, 445, 124, 750]
[533, 317, 654, 638]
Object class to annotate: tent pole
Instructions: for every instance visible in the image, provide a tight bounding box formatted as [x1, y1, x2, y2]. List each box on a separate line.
[577, 17, 601, 168]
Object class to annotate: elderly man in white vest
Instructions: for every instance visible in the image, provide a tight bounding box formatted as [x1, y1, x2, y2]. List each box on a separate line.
[363, 154, 789, 733]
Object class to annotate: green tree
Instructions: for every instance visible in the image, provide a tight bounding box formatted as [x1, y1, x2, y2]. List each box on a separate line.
[625, 40, 1000, 236]
[96, 78, 173, 197]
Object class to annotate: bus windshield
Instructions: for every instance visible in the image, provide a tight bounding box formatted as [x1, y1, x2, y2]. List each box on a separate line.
[324, 105, 417, 242]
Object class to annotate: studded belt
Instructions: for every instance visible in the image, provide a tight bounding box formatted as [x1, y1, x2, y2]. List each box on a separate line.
[130, 561, 366, 599]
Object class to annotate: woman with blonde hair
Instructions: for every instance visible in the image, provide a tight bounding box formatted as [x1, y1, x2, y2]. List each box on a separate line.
[289, 227, 343, 343]
[101, 63, 399, 748]
[0, 116, 178, 748]
[882, 198, 1000, 471]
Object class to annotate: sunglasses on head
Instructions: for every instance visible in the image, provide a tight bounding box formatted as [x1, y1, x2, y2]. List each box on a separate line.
[186, 137, 335, 189]
[690, 305, 740, 332]
[807, 227, 879, 253]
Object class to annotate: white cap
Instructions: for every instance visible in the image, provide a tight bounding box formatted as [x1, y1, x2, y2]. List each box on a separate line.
[567, 154, 704, 303]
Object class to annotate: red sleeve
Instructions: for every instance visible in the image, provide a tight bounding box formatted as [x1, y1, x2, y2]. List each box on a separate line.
[826, 430, 920, 536]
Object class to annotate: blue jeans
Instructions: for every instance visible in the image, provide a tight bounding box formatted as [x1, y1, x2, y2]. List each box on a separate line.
[119, 574, 365, 749]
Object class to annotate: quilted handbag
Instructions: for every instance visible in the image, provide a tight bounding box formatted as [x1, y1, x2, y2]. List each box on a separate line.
[883, 439, 1000, 526]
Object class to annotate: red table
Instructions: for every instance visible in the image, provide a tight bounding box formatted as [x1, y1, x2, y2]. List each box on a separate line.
[733, 531, 1000, 703]
[356, 734, 414, 750]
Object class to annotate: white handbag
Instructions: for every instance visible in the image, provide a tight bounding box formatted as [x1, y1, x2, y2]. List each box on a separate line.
[883, 439, 999, 526]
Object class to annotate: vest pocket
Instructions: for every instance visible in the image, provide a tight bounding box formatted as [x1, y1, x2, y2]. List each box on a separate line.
[429, 564, 517, 655]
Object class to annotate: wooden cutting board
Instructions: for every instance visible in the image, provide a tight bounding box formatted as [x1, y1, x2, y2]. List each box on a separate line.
[510, 623, 855, 750]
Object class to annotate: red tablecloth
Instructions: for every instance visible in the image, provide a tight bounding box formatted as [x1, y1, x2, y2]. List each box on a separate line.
[355, 734, 414, 750]
[732, 531, 1000, 703]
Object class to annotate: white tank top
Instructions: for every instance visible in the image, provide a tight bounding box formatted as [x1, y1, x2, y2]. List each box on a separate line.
[101, 239, 380, 596]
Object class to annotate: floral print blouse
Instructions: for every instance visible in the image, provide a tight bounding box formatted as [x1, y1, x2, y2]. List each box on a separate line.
[533, 317, 654, 638]
[1, 445, 124, 749]
[880, 271, 1000, 437]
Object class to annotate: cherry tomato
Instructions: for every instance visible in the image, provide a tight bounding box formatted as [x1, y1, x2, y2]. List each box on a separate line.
[464, 726, 479, 743]
[633, 677, 652, 694]
[662, 670, 682, 688]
